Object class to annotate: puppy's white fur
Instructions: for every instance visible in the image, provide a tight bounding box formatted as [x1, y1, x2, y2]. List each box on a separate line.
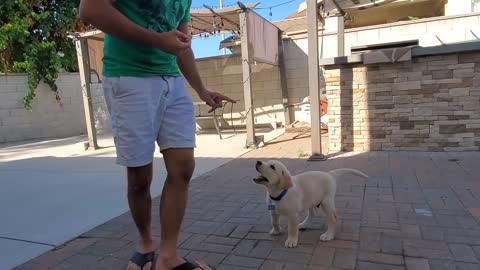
[254, 160, 368, 248]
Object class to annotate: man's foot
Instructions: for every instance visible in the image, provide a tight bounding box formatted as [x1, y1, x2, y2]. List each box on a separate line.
[128, 251, 155, 270]
[156, 256, 211, 270]
[127, 241, 155, 270]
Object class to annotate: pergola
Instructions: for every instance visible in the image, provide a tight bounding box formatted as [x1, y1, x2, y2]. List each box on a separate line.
[70, 2, 288, 150]
[305, 0, 405, 160]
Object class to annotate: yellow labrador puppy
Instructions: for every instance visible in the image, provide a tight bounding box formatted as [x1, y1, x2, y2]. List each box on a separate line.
[254, 160, 368, 248]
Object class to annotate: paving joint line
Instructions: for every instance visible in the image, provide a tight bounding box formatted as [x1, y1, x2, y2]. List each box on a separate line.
[0, 236, 56, 247]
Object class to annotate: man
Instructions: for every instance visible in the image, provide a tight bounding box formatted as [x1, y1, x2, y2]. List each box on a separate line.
[79, 1, 234, 269]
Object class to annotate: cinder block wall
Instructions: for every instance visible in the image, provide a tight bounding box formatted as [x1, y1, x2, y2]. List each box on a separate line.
[0, 73, 110, 144]
[0, 39, 312, 143]
[185, 42, 311, 128]
[325, 52, 480, 152]
[0, 74, 86, 143]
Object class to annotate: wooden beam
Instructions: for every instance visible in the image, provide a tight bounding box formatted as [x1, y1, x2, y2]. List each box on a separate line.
[239, 11, 256, 148]
[75, 38, 99, 150]
[330, 0, 346, 16]
[307, 0, 325, 160]
[190, 14, 215, 27]
[86, 36, 104, 42]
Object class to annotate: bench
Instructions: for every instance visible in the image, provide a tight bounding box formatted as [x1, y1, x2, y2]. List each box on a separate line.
[193, 101, 236, 140]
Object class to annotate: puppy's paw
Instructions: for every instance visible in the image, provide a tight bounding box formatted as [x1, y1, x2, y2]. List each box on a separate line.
[320, 233, 334, 241]
[269, 228, 282, 235]
[285, 237, 298, 248]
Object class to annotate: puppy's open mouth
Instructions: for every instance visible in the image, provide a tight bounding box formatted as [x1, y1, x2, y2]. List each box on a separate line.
[253, 175, 268, 184]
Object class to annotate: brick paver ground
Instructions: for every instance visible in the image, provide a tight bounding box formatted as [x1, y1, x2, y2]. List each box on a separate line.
[14, 133, 480, 270]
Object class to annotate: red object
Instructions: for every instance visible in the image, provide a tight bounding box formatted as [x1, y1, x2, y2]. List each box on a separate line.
[286, 97, 328, 116]
[320, 97, 328, 116]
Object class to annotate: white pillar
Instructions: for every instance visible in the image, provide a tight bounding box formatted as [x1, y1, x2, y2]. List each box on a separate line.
[240, 11, 256, 148]
[307, 0, 324, 159]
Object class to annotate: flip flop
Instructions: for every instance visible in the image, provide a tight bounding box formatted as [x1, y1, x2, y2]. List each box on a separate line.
[172, 258, 214, 270]
[130, 251, 155, 270]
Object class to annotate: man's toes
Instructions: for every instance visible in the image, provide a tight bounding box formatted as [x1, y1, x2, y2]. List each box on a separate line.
[126, 262, 140, 270]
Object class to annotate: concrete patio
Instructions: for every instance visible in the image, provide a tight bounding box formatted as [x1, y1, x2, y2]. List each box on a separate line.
[0, 128, 284, 270]
[11, 132, 480, 270]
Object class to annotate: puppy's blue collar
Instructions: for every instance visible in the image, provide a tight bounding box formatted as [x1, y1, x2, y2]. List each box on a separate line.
[269, 189, 288, 201]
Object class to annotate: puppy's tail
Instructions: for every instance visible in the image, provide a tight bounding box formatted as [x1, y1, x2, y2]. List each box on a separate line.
[328, 168, 368, 180]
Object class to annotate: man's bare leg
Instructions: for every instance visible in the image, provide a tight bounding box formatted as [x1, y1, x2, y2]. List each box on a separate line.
[159, 148, 193, 261]
[155, 148, 207, 270]
[127, 164, 154, 270]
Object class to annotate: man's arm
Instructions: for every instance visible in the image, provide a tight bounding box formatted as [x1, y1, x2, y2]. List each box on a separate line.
[79, 0, 190, 55]
[176, 23, 235, 111]
[176, 23, 206, 94]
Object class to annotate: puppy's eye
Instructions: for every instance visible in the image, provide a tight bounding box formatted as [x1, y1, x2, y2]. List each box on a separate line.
[270, 164, 275, 170]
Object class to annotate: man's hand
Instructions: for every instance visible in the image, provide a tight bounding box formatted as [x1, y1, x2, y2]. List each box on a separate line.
[198, 89, 236, 113]
[157, 30, 191, 56]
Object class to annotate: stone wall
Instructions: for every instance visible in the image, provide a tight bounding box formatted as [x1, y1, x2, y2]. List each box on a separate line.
[325, 52, 480, 152]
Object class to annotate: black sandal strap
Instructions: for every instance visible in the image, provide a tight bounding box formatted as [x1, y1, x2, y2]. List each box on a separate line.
[172, 261, 200, 270]
[130, 251, 155, 269]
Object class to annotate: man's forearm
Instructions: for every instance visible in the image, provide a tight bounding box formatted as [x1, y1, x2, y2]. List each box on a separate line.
[177, 49, 206, 94]
[79, 0, 162, 48]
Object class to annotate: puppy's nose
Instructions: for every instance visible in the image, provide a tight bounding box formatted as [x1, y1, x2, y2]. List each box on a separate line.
[256, 160, 262, 166]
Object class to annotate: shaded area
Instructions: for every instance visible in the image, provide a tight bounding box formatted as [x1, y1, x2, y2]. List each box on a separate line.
[13, 133, 480, 270]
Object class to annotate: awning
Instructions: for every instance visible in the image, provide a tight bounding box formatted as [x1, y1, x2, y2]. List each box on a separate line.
[190, 2, 259, 36]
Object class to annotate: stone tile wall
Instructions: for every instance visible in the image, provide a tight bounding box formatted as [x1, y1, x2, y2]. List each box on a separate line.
[325, 52, 480, 152]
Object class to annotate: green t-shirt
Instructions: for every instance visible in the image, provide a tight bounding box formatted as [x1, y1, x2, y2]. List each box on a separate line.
[103, 0, 192, 77]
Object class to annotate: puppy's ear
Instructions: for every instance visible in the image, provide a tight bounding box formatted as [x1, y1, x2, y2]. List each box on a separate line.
[278, 169, 293, 189]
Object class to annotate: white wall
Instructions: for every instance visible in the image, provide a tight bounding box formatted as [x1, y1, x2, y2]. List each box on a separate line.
[291, 13, 480, 59]
[445, 0, 473, 16]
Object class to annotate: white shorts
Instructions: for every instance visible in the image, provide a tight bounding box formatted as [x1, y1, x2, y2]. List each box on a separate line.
[103, 76, 196, 167]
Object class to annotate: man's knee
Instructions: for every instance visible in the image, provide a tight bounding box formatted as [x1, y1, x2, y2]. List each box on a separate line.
[163, 148, 195, 184]
[127, 164, 152, 194]
[168, 157, 195, 182]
